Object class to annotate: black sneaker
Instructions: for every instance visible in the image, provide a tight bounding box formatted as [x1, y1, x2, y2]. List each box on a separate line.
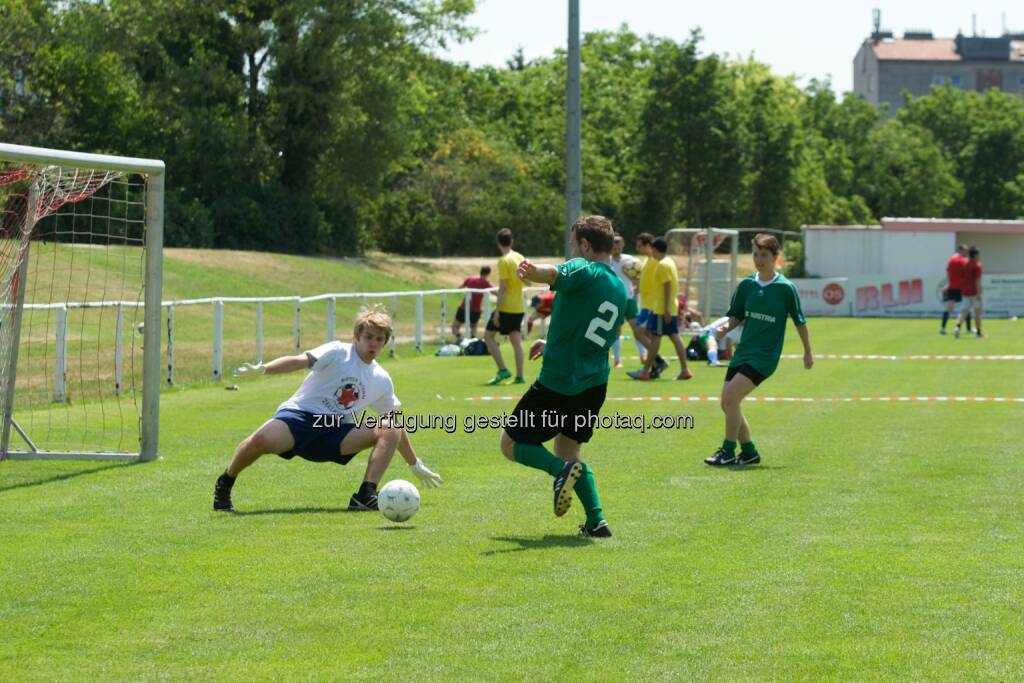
[704, 448, 738, 466]
[737, 450, 761, 465]
[213, 474, 234, 512]
[655, 355, 669, 373]
[348, 491, 378, 511]
[553, 461, 584, 517]
[579, 520, 612, 538]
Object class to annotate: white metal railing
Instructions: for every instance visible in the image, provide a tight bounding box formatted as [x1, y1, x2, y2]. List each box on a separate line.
[24, 286, 552, 391]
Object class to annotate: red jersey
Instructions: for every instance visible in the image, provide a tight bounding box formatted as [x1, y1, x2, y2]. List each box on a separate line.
[962, 260, 982, 296]
[946, 254, 967, 290]
[535, 292, 555, 317]
[459, 276, 492, 312]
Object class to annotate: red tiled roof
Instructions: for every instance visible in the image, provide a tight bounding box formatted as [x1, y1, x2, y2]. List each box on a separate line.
[871, 39, 960, 61]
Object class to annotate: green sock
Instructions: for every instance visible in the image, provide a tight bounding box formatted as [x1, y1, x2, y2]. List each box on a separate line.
[574, 463, 604, 527]
[722, 439, 737, 453]
[512, 443, 564, 477]
[740, 440, 757, 454]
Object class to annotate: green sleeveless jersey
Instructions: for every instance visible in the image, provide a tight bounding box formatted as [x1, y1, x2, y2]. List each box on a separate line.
[726, 273, 806, 378]
[538, 258, 628, 396]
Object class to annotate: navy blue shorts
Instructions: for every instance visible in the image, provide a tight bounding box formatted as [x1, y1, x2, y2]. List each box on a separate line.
[645, 314, 680, 336]
[273, 409, 358, 465]
[636, 308, 651, 327]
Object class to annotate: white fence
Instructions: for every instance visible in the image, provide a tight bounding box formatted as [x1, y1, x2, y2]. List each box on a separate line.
[24, 286, 552, 394]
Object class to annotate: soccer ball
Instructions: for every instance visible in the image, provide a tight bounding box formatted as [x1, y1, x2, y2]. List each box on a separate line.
[378, 479, 420, 523]
[622, 260, 641, 279]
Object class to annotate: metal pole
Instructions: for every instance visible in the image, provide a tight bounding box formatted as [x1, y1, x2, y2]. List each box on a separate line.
[389, 294, 397, 358]
[326, 296, 336, 342]
[255, 302, 263, 364]
[166, 305, 174, 386]
[415, 293, 424, 352]
[114, 303, 124, 396]
[703, 229, 714, 320]
[54, 305, 67, 402]
[564, 0, 582, 259]
[212, 300, 224, 381]
[140, 170, 164, 461]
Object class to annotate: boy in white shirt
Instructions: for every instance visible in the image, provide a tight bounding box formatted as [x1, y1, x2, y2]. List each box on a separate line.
[213, 307, 442, 512]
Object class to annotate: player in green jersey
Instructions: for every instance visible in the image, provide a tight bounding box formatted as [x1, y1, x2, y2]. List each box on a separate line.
[705, 234, 814, 466]
[498, 215, 628, 537]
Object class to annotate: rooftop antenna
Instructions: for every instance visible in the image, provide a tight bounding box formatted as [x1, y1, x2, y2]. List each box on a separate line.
[972, 13, 977, 36]
[873, 8, 881, 35]
[1002, 12, 1007, 35]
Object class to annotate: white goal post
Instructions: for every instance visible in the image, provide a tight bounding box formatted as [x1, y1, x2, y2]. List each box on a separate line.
[0, 143, 164, 462]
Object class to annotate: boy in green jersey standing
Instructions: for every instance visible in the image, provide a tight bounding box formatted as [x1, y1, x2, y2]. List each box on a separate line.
[499, 215, 628, 537]
[705, 234, 814, 466]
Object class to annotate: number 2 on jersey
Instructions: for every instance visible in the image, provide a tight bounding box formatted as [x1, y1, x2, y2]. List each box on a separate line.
[584, 301, 619, 347]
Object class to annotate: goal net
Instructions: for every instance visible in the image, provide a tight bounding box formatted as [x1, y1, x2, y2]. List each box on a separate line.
[0, 144, 164, 462]
[665, 228, 738, 321]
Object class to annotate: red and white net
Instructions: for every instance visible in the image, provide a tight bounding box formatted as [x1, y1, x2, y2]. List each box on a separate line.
[1, 162, 148, 457]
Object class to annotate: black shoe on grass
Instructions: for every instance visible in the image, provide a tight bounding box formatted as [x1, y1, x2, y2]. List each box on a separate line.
[553, 461, 584, 517]
[348, 491, 378, 511]
[737, 450, 761, 465]
[213, 473, 235, 512]
[579, 520, 612, 538]
[704, 448, 738, 466]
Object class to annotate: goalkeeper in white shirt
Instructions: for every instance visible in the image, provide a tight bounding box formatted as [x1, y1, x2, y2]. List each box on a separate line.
[213, 306, 443, 512]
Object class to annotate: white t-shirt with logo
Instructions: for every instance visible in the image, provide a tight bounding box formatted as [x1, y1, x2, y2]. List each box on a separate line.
[276, 341, 401, 420]
[609, 253, 637, 296]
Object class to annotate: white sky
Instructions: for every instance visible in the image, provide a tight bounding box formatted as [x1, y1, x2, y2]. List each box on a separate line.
[439, 1, 1018, 94]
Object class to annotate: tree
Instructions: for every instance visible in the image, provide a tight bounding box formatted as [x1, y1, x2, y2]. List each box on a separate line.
[902, 87, 1024, 218]
[854, 120, 962, 218]
[636, 31, 743, 229]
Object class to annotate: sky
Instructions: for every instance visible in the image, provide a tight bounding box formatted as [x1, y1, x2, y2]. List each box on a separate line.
[438, 1, 1018, 94]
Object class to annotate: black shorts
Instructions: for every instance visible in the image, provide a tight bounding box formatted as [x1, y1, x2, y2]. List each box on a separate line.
[505, 382, 608, 445]
[273, 409, 357, 464]
[486, 312, 524, 335]
[725, 364, 766, 386]
[455, 307, 482, 325]
[943, 288, 962, 303]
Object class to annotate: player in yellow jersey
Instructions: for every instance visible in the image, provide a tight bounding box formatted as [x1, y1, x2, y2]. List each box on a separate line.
[628, 232, 669, 378]
[484, 228, 526, 385]
[629, 237, 692, 380]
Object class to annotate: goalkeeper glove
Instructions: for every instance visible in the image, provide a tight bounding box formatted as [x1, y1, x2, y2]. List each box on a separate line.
[233, 362, 266, 377]
[409, 458, 443, 488]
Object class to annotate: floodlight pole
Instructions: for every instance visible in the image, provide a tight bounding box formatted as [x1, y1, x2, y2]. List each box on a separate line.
[564, 0, 581, 258]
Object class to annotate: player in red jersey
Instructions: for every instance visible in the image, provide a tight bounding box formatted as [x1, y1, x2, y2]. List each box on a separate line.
[954, 247, 983, 338]
[940, 245, 968, 335]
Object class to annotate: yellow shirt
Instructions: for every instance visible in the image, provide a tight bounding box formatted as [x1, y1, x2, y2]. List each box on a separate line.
[651, 256, 679, 315]
[497, 250, 525, 313]
[639, 256, 658, 310]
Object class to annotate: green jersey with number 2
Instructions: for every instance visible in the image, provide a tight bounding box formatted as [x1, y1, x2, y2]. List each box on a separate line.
[538, 257, 628, 395]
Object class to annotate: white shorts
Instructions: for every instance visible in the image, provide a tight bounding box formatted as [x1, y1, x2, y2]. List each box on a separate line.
[962, 296, 980, 309]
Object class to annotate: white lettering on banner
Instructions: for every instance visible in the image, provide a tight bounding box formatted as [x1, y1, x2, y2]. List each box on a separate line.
[791, 275, 1024, 318]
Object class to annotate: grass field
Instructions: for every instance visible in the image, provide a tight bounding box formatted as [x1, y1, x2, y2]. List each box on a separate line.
[2, 315, 1023, 680]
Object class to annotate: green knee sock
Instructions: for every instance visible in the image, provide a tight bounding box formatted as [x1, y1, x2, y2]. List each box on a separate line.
[740, 440, 757, 454]
[512, 443, 564, 477]
[574, 463, 604, 527]
[722, 439, 737, 453]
